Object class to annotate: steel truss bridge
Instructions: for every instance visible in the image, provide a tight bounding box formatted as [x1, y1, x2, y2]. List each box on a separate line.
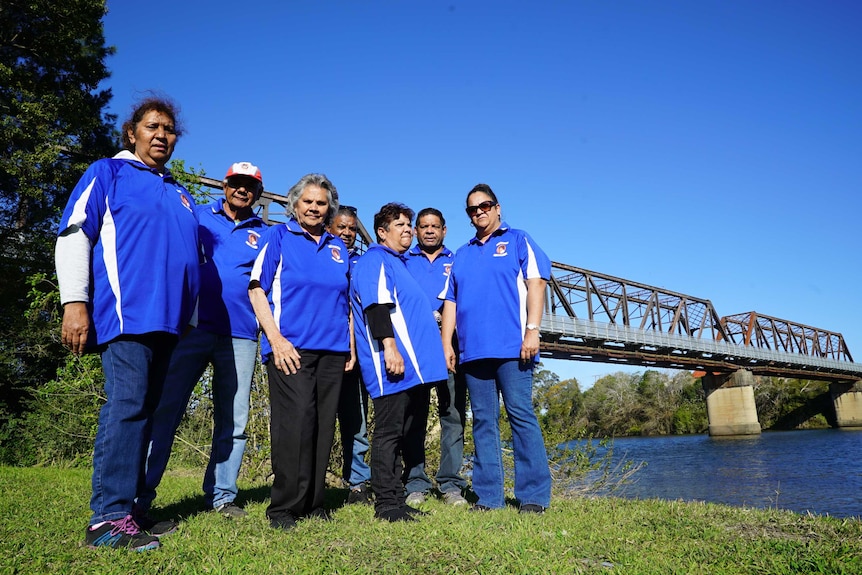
[202, 179, 862, 384]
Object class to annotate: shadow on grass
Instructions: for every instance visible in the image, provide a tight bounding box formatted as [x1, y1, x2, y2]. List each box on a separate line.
[152, 485, 355, 522]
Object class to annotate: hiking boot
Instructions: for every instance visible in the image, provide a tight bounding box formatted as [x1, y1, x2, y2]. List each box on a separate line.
[519, 504, 546, 515]
[405, 491, 426, 506]
[132, 504, 178, 537]
[347, 483, 372, 505]
[442, 491, 469, 506]
[85, 515, 160, 551]
[215, 502, 248, 519]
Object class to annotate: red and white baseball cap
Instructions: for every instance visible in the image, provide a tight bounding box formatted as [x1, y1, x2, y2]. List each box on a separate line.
[225, 162, 263, 185]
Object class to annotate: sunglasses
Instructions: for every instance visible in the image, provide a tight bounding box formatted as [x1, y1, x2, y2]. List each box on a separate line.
[226, 177, 261, 191]
[465, 200, 497, 217]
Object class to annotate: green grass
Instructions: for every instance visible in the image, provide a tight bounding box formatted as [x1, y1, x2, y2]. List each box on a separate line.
[1, 466, 860, 574]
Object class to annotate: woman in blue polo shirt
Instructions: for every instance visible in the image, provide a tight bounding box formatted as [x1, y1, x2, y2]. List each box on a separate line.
[249, 173, 352, 531]
[56, 96, 199, 551]
[441, 183, 552, 514]
[351, 203, 448, 522]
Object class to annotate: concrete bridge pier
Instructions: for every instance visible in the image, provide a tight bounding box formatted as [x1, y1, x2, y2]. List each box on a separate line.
[830, 381, 862, 428]
[701, 370, 761, 436]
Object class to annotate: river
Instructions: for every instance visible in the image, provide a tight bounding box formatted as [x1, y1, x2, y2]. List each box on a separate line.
[566, 428, 862, 519]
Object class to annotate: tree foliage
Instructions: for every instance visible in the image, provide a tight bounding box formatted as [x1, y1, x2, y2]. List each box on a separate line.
[0, 0, 116, 461]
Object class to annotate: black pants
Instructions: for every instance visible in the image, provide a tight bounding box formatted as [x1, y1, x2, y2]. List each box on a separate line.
[371, 384, 433, 513]
[266, 350, 345, 520]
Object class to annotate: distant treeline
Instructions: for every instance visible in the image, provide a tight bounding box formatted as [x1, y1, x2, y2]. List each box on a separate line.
[533, 367, 835, 445]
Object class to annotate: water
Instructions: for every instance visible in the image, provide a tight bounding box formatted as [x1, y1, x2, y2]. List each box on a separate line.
[567, 428, 862, 518]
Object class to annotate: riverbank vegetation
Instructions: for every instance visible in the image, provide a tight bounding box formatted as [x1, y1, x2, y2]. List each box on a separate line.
[2, 466, 860, 574]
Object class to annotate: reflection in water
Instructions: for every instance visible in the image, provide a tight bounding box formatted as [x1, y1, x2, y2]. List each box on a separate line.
[565, 429, 862, 518]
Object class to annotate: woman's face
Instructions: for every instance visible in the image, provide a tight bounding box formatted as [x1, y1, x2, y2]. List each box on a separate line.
[127, 110, 177, 170]
[378, 213, 413, 254]
[294, 184, 330, 233]
[466, 191, 500, 231]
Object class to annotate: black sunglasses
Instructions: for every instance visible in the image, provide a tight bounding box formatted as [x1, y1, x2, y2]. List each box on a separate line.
[226, 176, 261, 191]
[465, 200, 497, 217]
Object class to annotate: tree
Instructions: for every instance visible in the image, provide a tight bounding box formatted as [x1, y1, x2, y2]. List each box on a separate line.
[0, 0, 116, 462]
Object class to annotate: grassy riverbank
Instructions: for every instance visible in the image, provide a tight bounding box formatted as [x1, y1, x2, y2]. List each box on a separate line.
[1, 466, 860, 574]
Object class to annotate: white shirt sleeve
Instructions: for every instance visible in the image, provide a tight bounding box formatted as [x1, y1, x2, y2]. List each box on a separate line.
[55, 227, 92, 304]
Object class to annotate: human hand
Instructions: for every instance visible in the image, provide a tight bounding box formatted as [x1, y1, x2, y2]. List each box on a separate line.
[61, 302, 90, 355]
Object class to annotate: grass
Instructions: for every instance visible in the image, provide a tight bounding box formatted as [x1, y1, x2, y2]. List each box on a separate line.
[1, 466, 861, 574]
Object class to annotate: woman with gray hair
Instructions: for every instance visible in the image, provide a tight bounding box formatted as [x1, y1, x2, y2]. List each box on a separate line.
[249, 173, 354, 530]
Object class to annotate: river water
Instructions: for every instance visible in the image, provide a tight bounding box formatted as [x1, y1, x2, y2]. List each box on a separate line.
[567, 428, 862, 519]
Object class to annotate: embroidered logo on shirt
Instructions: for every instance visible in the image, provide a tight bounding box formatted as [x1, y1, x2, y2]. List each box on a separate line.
[246, 230, 261, 249]
[443, 263, 452, 276]
[329, 244, 344, 263]
[493, 241, 509, 257]
[179, 193, 192, 212]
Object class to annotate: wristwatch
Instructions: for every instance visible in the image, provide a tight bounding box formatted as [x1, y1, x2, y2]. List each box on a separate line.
[525, 323, 540, 331]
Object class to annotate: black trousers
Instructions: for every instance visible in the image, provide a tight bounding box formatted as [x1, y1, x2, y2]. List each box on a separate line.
[371, 384, 433, 513]
[266, 350, 345, 520]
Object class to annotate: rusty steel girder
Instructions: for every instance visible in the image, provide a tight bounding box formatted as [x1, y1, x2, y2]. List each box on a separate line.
[720, 312, 853, 362]
[548, 262, 733, 342]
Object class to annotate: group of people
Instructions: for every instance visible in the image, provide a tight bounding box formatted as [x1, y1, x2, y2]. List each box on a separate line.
[56, 96, 553, 551]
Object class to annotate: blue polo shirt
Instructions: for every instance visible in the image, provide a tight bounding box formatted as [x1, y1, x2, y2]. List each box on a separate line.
[405, 245, 454, 312]
[351, 244, 448, 399]
[196, 199, 268, 340]
[443, 222, 550, 364]
[250, 218, 350, 360]
[57, 152, 200, 345]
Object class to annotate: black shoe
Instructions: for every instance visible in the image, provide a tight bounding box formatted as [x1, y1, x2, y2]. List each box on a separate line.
[404, 505, 428, 516]
[519, 504, 546, 515]
[469, 504, 493, 512]
[375, 506, 417, 522]
[305, 507, 332, 521]
[132, 505, 178, 537]
[269, 514, 297, 531]
[347, 483, 372, 505]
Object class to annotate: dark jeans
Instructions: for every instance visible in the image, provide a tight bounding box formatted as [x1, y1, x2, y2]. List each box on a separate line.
[266, 350, 345, 520]
[91, 334, 177, 525]
[371, 384, 433, 513]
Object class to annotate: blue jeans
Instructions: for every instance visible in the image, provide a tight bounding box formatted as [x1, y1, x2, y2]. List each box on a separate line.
[337, 367, 371, 488]
[138, 328, 257, 510]
[91, 334, 176, 525]
[463, 359, 551, 509]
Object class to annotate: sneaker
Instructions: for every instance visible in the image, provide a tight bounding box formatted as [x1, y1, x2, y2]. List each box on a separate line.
[215, 502, 248, 519]
[85, 515, 160, 551]
[519, 504, 546, 515]
[132, 505, 178, 537]
[405, 492, 426, 506]
[347, 483, 372, 505]
[442, 491, 469, 506]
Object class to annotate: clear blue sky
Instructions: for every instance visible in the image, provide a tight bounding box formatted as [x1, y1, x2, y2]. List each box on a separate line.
[101, 1, 861, 387]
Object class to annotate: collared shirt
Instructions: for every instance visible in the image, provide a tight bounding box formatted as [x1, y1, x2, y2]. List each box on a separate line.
[404, 244, 454, 313]
[443, 222, 550, 363]
[351, 244, 448, 399]
[196, 199, 268, 340]
[56, 151, 200, 344]
[250, 218, 350, 359]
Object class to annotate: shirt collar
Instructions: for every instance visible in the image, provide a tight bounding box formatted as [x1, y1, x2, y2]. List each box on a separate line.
[469, 221, 510, 245]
